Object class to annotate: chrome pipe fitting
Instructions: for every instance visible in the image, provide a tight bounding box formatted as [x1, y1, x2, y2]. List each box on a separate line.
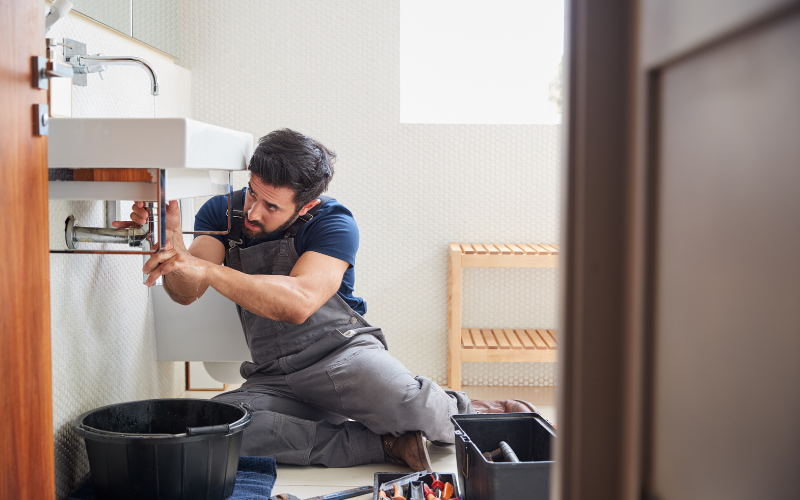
[65, 215, 147, 250]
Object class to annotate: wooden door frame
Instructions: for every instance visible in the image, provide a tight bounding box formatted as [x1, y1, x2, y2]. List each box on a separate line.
[0, 0, 54, 498]
[556, 0, 642, 499]
[558, 1, 800, 500]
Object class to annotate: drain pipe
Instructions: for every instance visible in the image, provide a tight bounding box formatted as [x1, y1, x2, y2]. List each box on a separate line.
[65, 202, 162, 285]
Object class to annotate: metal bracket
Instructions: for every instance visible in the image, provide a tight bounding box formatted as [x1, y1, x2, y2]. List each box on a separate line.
[34, 104, 49, 136]
[63, 38, 88, 86]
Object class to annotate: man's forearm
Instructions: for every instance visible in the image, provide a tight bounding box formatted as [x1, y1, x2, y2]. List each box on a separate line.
[204, 264, 314, 323]
[160, 231, 209, 304]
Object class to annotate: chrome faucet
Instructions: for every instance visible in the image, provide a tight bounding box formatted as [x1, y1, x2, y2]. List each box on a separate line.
[68, 54, 160, 96]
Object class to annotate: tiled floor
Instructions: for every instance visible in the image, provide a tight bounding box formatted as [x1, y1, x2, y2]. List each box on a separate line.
[181, 385, 556, 498]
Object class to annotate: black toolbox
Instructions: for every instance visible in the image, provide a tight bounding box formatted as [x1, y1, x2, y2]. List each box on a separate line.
[452, 413, 556, 500]
[373, 472, 460, 500]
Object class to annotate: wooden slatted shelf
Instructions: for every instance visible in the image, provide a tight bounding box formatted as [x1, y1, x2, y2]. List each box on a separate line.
[448, 243, 559, 390]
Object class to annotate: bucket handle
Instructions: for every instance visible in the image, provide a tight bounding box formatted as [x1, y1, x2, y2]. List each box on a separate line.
[186, 403, 254, 437]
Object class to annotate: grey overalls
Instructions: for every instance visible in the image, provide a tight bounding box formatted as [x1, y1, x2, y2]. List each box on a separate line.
[212, 189, 472, 467]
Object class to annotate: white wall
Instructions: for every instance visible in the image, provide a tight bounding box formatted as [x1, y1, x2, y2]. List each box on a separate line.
[46, 10, 191, 498]
[179, 1, 560, 388]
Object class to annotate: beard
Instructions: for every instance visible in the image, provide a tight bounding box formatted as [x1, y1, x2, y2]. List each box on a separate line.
[242, 211, 300, 239]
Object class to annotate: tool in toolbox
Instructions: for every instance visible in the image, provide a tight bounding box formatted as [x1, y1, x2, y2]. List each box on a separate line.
[423, 484, 436, 500]
[499, 441, 520, 463]
[442, 482, 454, 500]
[270, 485, 373, 500]
[392, 483, 406, 500]
[430, 473, 443, 498]
[379, 470, 428, 494]
[410, 482, 425, 500]
[482, 441, 520, 463]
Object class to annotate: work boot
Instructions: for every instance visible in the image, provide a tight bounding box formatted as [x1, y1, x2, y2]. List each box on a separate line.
[470, 399, 537, 414]
[382, 431, 432, 472]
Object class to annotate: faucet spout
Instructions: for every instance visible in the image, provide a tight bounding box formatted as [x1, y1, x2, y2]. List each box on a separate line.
[70, 54, 160, 96]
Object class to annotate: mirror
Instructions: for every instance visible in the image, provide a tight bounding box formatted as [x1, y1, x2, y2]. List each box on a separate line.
[69, 0, 180, 57]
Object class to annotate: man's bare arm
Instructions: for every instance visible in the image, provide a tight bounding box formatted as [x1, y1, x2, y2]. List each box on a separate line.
[204, 251, 348, 323]
[162, 235, 226, 305]
[144, 247, 349, 323]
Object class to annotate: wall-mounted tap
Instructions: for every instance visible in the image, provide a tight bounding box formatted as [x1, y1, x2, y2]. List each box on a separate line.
[67, 53, 159, 96]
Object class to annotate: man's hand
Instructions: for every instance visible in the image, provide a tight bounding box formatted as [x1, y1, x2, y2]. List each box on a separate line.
[142, 240, 211, 288]
[113, 200, 185, 249]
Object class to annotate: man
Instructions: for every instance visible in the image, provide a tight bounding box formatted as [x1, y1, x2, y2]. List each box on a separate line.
[126, 129, 536, 470]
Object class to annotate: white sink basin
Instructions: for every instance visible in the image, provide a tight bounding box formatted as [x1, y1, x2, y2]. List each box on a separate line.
[48, 118, 253, 200]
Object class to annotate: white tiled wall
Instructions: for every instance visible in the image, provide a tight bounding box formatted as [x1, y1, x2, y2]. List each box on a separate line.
[178, 1, 560, 389]
[46, 9, 191, 498]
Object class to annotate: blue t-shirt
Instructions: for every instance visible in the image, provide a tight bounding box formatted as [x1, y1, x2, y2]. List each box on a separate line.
[194, 189, 366, 315]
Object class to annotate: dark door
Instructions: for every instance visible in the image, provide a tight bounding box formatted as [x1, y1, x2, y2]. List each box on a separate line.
[644, 2, 800, 499]
[559, 1, 800, 499]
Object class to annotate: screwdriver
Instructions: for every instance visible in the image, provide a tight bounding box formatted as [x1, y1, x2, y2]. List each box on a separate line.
[423, 484, 437, 500]
[430, 474, 444, 498]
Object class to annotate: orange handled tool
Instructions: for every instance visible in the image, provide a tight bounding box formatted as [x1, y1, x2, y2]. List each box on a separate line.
[442, 482, 454, 500]
[392, 483, 406, 500]
[379, 491, 389, 499]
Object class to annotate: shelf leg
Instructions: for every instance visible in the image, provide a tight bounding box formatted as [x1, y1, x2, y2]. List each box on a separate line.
[448, 244, 462, 391]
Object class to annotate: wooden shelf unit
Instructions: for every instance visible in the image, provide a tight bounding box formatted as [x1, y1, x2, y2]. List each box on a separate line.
[447, 243, 559, 390]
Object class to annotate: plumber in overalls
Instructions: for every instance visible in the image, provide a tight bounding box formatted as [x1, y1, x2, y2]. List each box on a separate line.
[132, 129, 537, 470]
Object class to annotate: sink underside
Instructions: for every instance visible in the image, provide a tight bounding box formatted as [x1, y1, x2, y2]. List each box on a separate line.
[47, 118, 253, 200]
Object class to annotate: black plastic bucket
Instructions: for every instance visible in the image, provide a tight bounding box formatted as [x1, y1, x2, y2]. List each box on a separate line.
[73, 398, 253, 500]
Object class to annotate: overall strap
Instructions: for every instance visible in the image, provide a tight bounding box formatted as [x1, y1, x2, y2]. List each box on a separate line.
[283, 195, 332, 238]
[225, 188, 246, 271]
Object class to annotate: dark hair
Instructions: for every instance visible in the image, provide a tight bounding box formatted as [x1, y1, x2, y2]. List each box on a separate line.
[248, 129, 336, 209]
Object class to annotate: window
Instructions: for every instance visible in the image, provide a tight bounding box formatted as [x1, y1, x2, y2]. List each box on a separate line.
[400, 0, 564, 124]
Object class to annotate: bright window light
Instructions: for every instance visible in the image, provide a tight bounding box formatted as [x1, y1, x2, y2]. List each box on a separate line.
[400, 0, 564, 124]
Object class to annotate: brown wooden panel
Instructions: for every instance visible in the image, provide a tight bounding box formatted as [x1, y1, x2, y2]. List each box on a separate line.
[526, 329, 549, 349]
[493, 328, 511, 349]
[0, 0, 55, 497]
[470, 328, 486, 348]
[542, 244, 560, 255]
[547, 329, 558, 342]
[506, 243, 525, 255]
[514, 329, 535, 349]
[448, 244, 462, 390]
[73, 168, 155, 182]
[504, 328, 524, 349]
[461, 329, 474, 348]
[460, 243, 475, 254]
[495, 244, 512, 255]
[461, 349, 558, 363]
[484, 243, 500, 255]
[517, 243, 537, 254]
[472, 243, 487, 254]
[530, 244, 551, 255]
[482, 329, 499, 349]
[538, 328, 557, 348]
[461, 254, 559, 268]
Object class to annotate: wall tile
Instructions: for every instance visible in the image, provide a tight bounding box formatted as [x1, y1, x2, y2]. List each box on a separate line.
[178, 1, 561, 390]
[46, 9, 191, 498]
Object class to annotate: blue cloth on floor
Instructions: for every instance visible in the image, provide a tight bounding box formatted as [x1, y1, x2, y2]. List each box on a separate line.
[64, 456, 277, 500]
